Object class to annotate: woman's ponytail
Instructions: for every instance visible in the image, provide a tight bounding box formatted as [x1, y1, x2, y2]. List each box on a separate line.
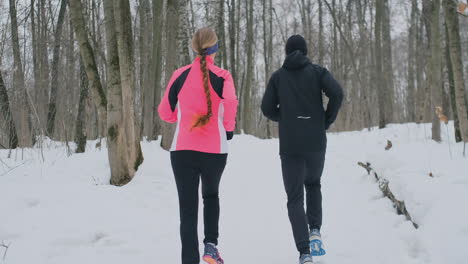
[191, 28, 218, 129]
[192, 52, 213, 129]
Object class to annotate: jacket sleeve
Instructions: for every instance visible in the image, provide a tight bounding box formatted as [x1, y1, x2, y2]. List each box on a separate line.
[261, 74, 280, 122]
[222, 73, 238, 132]
[158, 70, 179, 123]
[321, 68, 344, 129]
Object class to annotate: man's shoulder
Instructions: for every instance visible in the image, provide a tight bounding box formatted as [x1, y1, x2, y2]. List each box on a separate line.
[308, 63, 326, 74]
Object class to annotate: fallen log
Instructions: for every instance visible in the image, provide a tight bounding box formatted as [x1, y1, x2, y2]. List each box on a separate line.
[358, 162, 419, 229]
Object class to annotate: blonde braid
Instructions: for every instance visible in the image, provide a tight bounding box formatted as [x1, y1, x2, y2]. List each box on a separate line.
[192, 53, 213, 129]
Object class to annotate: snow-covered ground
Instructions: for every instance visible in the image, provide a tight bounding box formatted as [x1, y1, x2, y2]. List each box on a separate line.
[1, 123, 467, 264]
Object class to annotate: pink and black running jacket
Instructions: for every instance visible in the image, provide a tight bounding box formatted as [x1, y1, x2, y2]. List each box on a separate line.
[158, 56, 238, 154]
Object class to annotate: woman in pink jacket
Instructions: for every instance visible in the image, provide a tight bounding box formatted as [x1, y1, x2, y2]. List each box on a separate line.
[158, 28, 238, 264]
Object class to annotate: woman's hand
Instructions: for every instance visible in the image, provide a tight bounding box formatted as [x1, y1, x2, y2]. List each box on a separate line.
[226, 131, 234, 140]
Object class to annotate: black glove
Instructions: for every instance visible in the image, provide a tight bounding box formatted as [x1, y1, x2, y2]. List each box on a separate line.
[226, 131, 234, 140]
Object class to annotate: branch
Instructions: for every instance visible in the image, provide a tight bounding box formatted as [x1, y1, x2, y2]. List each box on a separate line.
[0, 241, 11, 260]
[322, 0, 364, 86]
[272, 7, 287, 43]
[358, 162, 419, 229]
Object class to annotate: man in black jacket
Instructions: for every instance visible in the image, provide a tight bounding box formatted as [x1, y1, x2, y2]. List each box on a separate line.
[261, 35, 343, 264]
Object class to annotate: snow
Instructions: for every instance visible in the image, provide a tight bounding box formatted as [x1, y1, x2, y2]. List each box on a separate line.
[1, 123, 467, 264]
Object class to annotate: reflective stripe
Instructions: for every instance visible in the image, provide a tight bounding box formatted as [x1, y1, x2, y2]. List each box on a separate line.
[309, 235, 321, 241]
[218, 103, 228, 154]
[170, 104, 181, 151]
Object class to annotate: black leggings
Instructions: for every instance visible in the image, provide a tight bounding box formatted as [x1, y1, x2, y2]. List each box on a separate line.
[280, 151, 325, 255]
[170, 150, 227, 264]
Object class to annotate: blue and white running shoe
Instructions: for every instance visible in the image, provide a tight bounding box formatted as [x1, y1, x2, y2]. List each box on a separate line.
[203, 243, 224, 264]
[299, 253, 314, 264]
[309, 228, 326, 256]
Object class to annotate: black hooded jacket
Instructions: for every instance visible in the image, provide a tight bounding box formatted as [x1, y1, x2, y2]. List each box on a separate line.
[261, 51, 344, 155]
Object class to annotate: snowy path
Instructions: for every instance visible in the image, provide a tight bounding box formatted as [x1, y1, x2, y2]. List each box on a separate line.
[1, 124, 467, 264]
[220, 135, 420, 264]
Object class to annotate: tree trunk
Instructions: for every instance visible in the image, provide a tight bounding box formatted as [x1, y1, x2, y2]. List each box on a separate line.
[139, 0, 152, 139]
[407, 0, 417, 122]
[215, 0, 227, 68]
[110, 0, 144, 185]
[75, 57, 88, 153]
[0, 69, 18, 149]
[382, 0, 394, 123]
[31, 0, 40, 130]
[430, 0, 442, 142]
[47, 0, 68, 138]
[242, 0, 254, 134]
[443, 0, 468, 143]
[444, 22, 462, 142]
[37, 0, 50, 132]
[161, 0, 188, 150]
[375, 0, 386, 128]
[68, 0, 107, 128]
[9, 0, 33, 147]
[318, 0, 324, 65]
[149, 0, 165, 140]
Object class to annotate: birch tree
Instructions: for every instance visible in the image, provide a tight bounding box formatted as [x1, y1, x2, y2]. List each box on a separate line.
[110, 0, 144, 185]
[161, 0, 190, 150]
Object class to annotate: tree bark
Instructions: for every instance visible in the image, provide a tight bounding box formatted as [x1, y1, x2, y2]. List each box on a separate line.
[68, 0, 107, 127]
[149, 0, 165, 140]
[36, 0, 50, 132]
[110, 0, 144, 185]
[47, 0, 68, 138]
[9, 0, 33, 147]
[375, 0, 386, 128]
[161, 0, 189, 150]
[0, 69, 18, 149]
[407, 0, 417, 122]
[242, 0, 254, 134]
[382, 0, 394, 123]
[430, 0, 442, 142]
[443, 0, 468, 143]
[75, 57, 88, 153]
[139, 0, 152, 139]
[318, 0, 324, 65]
[444, 22, 462, 142]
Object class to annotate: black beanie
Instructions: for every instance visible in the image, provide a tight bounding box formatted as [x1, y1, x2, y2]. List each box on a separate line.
[285, 35, 308, 55]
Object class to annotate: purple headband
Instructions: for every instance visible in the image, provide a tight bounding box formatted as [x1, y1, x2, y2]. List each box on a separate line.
[198, 42, 219, 55]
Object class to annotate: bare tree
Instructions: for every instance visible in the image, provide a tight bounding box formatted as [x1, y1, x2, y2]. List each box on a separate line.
[75, 57, 88, 153]
[149, 0, 165, 140]
[160, 0, 190, 150]
[69, 0, 107, 128]
[110, 0, 144, 185]
[444, 22, 462, 142]
[138, 0, 152, 139]
[429, 0, 442, 141]
[407, 0, 418, 122]
[443, 0, 468, 144]
[382, 0, 394, 123]
[242, 0, 254, 134]
[0, 67, 18, 149]
[47, 0, 68, 137]
[9, 0, 33, 147]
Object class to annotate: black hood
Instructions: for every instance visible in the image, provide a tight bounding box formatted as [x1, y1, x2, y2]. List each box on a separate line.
[282, 50, 311, 70]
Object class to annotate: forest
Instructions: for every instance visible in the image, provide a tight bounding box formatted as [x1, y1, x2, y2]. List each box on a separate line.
[1, 0, 468, 185]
